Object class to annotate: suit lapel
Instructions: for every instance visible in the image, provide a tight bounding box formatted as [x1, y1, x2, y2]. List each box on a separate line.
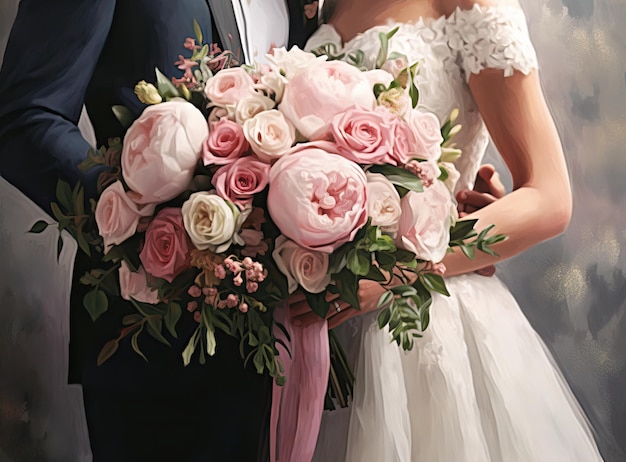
[206, 0, 244, 60]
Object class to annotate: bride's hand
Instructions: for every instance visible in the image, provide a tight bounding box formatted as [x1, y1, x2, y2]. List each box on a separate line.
[456, 164, 506, 277]
[289, 279, 387, 329]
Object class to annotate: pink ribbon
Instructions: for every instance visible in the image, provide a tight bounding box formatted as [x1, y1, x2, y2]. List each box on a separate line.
[270, 303, 330, 462]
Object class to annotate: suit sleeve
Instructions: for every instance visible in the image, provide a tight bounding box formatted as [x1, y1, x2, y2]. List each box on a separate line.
[0, 0, 117, 214]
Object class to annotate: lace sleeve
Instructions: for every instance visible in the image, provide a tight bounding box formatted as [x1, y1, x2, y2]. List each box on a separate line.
[447, 4, 538, 81]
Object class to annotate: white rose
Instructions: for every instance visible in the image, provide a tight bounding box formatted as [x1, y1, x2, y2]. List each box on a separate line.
[243, 110, 295, 163]
[396, 180, 454, 263]
[365, 172, 402, 236]
[272, 235, 331, 294]
[258, 71, 287, 103]
[121, 101, 208, 205]
[181, 191, 240, 253]
[266, 46, 327, 79]
[95, 181, 155, 253]
[235, 94, 276, 125]
[204, 67, 257, 106]
[119, 261, 160, 305]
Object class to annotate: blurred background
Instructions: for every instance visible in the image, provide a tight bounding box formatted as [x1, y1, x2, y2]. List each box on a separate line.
[0, 0, 625, 460]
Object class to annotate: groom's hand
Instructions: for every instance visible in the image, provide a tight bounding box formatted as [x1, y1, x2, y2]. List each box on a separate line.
[456, 164, 506, 217]
[456, 164, 506, 277]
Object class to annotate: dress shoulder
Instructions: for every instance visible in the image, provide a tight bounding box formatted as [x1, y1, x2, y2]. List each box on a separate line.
[446, 4, 538, 80]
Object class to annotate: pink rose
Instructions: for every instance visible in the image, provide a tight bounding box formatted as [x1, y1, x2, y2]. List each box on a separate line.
[139, 208, 191, 283]
[212, 156, 270, 208]
[121, 101, 208, 204]
[95, 181, 154, 253]
[268, 144, 368, 252]
[279, 60, 376, 139]
[204, 67, 257, 106]
[119, 261, 160, 305]
[202, 118, 249, 166]
[330, 106, 395, 165]
[396, 181, 454, 263]
[407, 109, 443, 162]
[389, 117, 418, 166]
[272, 235, 331, 294]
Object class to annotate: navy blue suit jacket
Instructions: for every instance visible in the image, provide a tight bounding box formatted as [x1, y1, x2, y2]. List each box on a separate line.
[0, 2, 318, 457]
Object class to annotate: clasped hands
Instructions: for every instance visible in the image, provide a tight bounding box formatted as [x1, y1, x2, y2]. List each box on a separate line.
[290, 164, 506, 328]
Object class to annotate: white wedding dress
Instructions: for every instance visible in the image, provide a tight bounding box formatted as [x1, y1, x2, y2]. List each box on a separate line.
[306, 5, 604, 462]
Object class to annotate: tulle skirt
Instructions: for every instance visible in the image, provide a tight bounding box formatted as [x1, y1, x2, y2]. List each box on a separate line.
[313, 274, 603, 462]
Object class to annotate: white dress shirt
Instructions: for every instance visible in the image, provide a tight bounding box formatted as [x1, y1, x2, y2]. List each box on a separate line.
[231, 0, 324, 64]
[231, 0, 289, 64]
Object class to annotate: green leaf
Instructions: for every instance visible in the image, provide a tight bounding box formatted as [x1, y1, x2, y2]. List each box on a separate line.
[368, 164, 423, 193]
[305, 291, 330, 319]
[131, 326, 149, 362]
[164, 303, 182, 338]
[377, 308, 391, 329]
[253, 350, 265, 374]
[334, 270, 360, 310]
[365, 265, 387, 282]
[182, 328, 200, 366]
[206, 325, 217, 356]
[111, 105, 135, 129]
[460, 244, 475, 260]
[375, 32, 389, 69]
[155, 67, 181, 100]
[122, 314, 142, 326]
[421, 273, 450, 297]
[55, 180, 73, 211]
[76, 230, 91, 257]
[146, 317, 170, 346]
[347, 249, 371, 276]
[450, 219, 478, 241]
[193, 18, 203, 44]
[28, 220, 49, 234]
[50, 202, 67, 222]
[97, 339, 119, 366]
[83, 289, 109, 322]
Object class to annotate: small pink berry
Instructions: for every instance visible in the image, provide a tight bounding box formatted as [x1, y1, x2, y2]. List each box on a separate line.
[246, 281, 258, 293]
[226, 294, 239, 308]
[193, 311, 202, 323]
[214, 265, 227, 279]
[187, 301, 198, 312]
[233, 274, 243, 287]
[239, 303, 249, 313]
[188, 285, 202, 298]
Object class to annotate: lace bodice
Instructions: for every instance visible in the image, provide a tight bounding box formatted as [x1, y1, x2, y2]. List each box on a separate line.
[305, 4, 538, 192]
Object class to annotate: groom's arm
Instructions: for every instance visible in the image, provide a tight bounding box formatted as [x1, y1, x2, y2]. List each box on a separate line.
[0, 0, 116, 214]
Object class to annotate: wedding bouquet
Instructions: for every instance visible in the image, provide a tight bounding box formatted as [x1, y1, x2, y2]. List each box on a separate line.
[31, 24, 504, 393]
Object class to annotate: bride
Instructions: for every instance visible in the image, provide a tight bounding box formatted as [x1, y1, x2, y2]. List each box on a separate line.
[289, 0, 605, 460]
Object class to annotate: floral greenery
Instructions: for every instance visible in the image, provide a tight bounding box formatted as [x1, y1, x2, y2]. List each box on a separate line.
[30, 23, 506, 406]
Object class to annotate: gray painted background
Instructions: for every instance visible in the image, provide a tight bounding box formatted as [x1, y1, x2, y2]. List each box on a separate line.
[0, 0, 624, 460]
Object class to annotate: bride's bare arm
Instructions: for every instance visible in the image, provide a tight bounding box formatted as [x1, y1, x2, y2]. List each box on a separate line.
[443, 69, 572, 276]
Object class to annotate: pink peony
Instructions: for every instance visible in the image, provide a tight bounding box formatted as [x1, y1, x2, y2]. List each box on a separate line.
[202, 118, 249, 166]
[121, 101, 208, 205]
[267, 144, 368, 252]
[396, 181, 455, 263]
[95, 181, 154, 253]
[406, 109, 444, 162]
[279, 60, 376, 139]
[119, 261, 160, 305]
[204, 67, 257, 106]
[212, 156, 270, 208]
[139, 208, 191, 283]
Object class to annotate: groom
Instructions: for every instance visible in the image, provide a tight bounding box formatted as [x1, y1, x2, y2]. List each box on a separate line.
[0, 1, 320, 461]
